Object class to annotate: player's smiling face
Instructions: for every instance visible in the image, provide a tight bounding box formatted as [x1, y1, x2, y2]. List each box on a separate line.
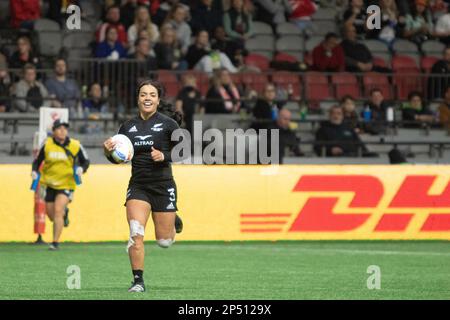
[138, 84, 160, 117]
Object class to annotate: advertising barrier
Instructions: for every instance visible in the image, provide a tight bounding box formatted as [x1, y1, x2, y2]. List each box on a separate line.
[1, 165, 450, 242]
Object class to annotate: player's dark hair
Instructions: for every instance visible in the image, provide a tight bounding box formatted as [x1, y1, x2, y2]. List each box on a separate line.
[136, 79, 183, 125]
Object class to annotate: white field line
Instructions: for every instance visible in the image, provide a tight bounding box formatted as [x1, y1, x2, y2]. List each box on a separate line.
[74, 244, 450, 257]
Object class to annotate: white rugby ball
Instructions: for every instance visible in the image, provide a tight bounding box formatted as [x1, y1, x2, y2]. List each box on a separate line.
[111, 134, 134, 163]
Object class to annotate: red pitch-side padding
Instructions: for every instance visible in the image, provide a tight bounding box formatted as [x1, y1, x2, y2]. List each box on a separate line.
[33, 183, 46, 234]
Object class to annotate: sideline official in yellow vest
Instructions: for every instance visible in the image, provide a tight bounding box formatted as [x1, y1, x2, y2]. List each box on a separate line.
[31, 119, 90, 250]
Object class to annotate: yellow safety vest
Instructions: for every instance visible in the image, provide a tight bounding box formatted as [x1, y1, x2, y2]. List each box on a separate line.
[40, 137, 81, 190]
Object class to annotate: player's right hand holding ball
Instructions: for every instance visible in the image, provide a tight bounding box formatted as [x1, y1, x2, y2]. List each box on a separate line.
[103, 138, 116, 156]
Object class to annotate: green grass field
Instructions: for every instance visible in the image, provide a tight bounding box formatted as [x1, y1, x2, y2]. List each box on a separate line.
[0, 241, 449, 300]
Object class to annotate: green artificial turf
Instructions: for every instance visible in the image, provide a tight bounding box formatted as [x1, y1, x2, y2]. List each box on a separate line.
[0, 241, 449, 300]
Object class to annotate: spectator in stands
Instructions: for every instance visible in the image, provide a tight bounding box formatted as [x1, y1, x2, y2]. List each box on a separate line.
[314, 105, 376, 157]
[127, 5, 160, 54]
[175, 74, 202, 135]
[162, 4, 192, 55]
[45, 59, 81, 112]
[96, 5, 128, 47]
[428, 47, 450, 99]
[438, 86, 450, 132]
[401, 91, 434, 128]
[211, 25, 246, 67]
[9, 35, 41, 70]
[153, 26, 188, 70]
[253, 0, 290, 29]
[83, 83, 109, 115]
[312, 33, 345, 72]
[340, 95, 361, 132]
[194, 49, 238, 73]
[185, 30, 211, 69]
[343, 0, 367, 38]
[191, 0, 224, 37]
[267, 108, 304, 163]
[9, 0, 41, 29]
[286, 0, 317, 33]
[341, 24, 382, 72]
[95, 26, 127, 60]
[12, 63, 50, 112]
[434, 6, 450, 45]
[251, 83, 284, 130]
[128, 37, 158, 71]
[223, 0, 254, 43]
[120, 0, 139, 29]
[205, 68, 243, 113]
[47, 0, 81, 27]
[366, 0, 398, 46]
[362, 88, 392, 135]
[153, 0, 188, 27]
[402, 0, 434, 45]
[0, 56, 11, 112]
[80, 83, 109, 134]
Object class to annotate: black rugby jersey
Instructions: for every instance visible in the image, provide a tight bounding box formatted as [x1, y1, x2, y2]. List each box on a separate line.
[107, 112, 180, 184]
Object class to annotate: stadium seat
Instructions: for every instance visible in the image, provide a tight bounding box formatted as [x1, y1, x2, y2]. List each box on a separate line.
[363, 72, 393, 100]
[34, 18, 60, 31]
[304, 72, 332, 102]
[421, 40, 445, 58]
[392, 39, 418, 53]
[37, 32, 63, 57]
[157, 70, 180, 98]
[363, 39, 390, 54]
[275, 36, 303, 52]
[373, 55, 389, 69]
[241, 72, 269, 94]
[276, 22, 302, 36]
[62, 31, 95, 49]
[252, 21, 273, 36]
[311, 7, 337, 20]
[273, 52, 299, 63]
[250, 50, 273, 60]
[331, 73, 361, 99]
[244, 53, 270, 72]
[245, 35, 275, 59]
[393, 68, 423, 100]
[421, 56, 439, 73]
[271, 71, 302, 99]
[392, 39, 420, 65]
[304, 36, 323, 53]
[392, 55, 419, 71]
[310, 20, 338, 36]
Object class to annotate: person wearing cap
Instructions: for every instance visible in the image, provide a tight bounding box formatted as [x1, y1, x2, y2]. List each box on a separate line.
[31, 119, 90, 250]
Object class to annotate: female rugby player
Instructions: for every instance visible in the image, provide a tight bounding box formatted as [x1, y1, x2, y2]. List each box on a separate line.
[31, 119, 90, 250]
[103, 80, 183, 293]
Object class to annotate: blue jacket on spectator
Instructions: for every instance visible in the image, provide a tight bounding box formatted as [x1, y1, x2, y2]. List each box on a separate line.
[94, 41, 127, 59]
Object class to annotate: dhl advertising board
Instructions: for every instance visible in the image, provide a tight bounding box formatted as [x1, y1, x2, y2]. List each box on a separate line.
[1, 165, 450, 241]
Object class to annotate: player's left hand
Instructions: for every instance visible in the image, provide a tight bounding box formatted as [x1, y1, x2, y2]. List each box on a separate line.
[151, 147, 165, 162]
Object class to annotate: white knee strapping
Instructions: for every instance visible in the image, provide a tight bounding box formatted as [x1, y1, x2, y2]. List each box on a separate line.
[126, 220, 145, 253]
[157, 238, 174, 248]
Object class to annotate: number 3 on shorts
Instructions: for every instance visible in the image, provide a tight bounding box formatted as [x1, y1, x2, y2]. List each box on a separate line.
[167, 188, 175, 202]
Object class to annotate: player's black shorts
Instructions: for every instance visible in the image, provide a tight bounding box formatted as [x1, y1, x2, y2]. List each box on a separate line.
[125, 179, 178, 212]
[45, 187, 74, 202]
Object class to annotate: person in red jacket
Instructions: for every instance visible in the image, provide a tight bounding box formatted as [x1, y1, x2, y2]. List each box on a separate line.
[96, 5, 128, 47]
[10, 0, 41, 29]
[312, 33, 345, 72]
[287, 0, 317, 31]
